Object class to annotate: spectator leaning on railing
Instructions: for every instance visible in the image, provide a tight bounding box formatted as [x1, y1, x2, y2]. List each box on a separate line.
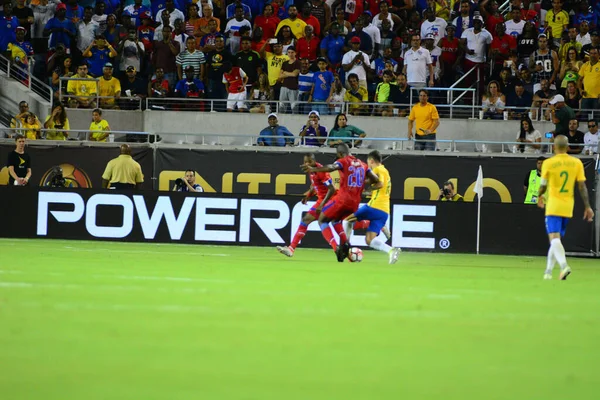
[565, 118, 585, 155]
[66, 61, 97, 109]
[21, 112, 42, 140]
[549, 94, 575, 137]
[257, 113, 294, 146]
[515, 115, 542, 154]
[408, 89, 440, 151]
[583, 120, 599, 155]
[327, 113, 366, 148]
[44, 104, 70, 140]
[98, 62, 121, 109]
[10, 101, 29, 131]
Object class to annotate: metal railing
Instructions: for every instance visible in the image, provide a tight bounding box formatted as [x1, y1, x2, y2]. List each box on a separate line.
[59, 77, 143, 110]
[0, 127, 148, 142]
[0, 54, 52, 102]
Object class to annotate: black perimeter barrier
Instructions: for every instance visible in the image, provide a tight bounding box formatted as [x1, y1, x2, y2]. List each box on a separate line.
[0, 187, 595, 256]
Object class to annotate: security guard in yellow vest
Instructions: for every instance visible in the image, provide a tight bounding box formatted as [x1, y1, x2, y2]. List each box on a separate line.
[524, 156, 545, 204]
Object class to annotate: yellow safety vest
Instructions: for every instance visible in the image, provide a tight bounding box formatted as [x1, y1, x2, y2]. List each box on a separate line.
[524, 170, 541, 204]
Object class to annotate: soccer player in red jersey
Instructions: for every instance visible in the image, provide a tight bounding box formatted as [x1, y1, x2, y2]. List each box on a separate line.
[302, 143, 381, 262]
[277, 153, 336, 257]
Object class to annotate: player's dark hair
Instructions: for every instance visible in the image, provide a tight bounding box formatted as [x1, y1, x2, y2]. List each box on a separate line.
[347, 73, 359, 82]
[368, 150, 382, 163]
[304, 153, 315, 160]
[537, 156, 546, 162]
[92, 108, 102, 115]
[419, 89, 428, 96]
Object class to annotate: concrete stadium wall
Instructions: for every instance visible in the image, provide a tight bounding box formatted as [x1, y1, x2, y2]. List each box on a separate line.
[64, 109, 145, 140]
[0, 74, 51, 125]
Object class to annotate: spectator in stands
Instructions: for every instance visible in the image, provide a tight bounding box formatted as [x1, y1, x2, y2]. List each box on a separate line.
[372, 47, 398, 83]
[104, 14, 121, 48]
[67, 62, 97, 108]
[235, 37, 262, 92]
[564, 81, 582, 111]
[329, 76, 346, 114]
[519, 64, 534, 93]
[327, 113, 366, 148]
[489, 23, 517, 79]
[549, 94, 576, 136]
[10, 101, 30, 131]
[89, 108, 111, 142]
[498, 66, 516, 94]
[152, 25, 179, 88]
[173, 19, 189, 54]
[6, 134, 31, 186]
[200, 20, 220, 52]
[584, 119, 599, 155]
[461, 15, 492, 88]
[299, 2, 321, 38]
[123, 0, 150, 27]
[101, 144, 144, 190]
[175, 65, 205, 99]
[226, 0, 252, 20]
[260, 40, 288, 101]
[254, 4, 280, 40]
[184, 3, 201, 37]
[98, 62, 121, 109]
[225, 5, 252, 54]
[378, 19, 397, 57]
[581, 31, 600, 61]
[517, 21, 537, 66]
[22, 113, 42, 140]
[198, 4, 220, 36]
[257, 113, 294, 146]
[544, 0, 569, 47]
[153, 9, 171, 41]
[564, 118, 585, 154]
[439, 24, 461, 88]
[578, 47, 600, 110]
[275, 5, 307, 40]
[149, 67, 169, 99]
[157, 0, 185, 27]
[506, 81, 533, 119]
[574, 1, 596, 29]
[408, 89, 439, 151]
[206, 35, 232, 110]
[11, 26, 34, 63]
[423, 33, 442, 86]
[360, 12, 381, 59]
[249, 73, 271, 113]
[505, 8, 525, 38]
[344, 73, 368, 116]
[452, 0, 473, 38]
[76, 6, 100, 60]
[278, 47, 300, 113]
[342, 37, 371, 89]
[44, 104, 70, 140]
[12, 0, 34, 42]
[324, 7, 351, 37]
[375, 70, 395, 116]
[43, 3, 77, 53]
[310, 0, 330, 32]
[481, 80, 506, 119]
[92, 2, 108, 34]
[309, 57, 334, 115]
[532, 78, 557, 119]
[120, 65, 146, 109]
[374, 1, 402, 32]
[31, 1, 58, 76]
[421, 7, 446, 47]
[344, 18, 372, 54]
[276, 25, 297, 53]
[0, 2, 17, 53]
[297, 25, 319, 63]
[299, 110, 327, 146]
[223, 61, 248, 112]
[176, 36, 205, 81]
[558, 47, 581, 90]
[403, 33, 434, 89]
[515, 115, 542, 153]
[51, 54, 74, 100]
[558, 28, 582, 63]
[118, 28, 145, 78]
[320, 22, 345, 69]
[297, 58, 314, 114]
[137, 11, 155, 53]
[389, 73, 412, 117]
[82, 35, 118, 77]
[576, 21, 591, 47]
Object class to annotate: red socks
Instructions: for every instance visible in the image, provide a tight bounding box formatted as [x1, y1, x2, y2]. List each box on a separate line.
[290, 223, 308, 250]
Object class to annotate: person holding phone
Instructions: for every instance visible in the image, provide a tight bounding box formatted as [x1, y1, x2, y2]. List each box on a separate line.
[44, 105, 71, 140]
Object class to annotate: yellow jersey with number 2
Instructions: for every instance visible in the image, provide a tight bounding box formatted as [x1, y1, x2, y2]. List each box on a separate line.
[541, 153, 586, 218]
[368, 164, 391, 214]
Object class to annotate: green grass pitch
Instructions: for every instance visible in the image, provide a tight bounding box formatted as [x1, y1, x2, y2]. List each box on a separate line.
[1, 238, 599, 400]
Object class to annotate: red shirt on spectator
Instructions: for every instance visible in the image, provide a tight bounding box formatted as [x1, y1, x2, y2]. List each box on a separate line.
[254, 15, 281, 39]
[440, 36, 460, 65]
[486, 15, 505, 36]
[298, 14, 321, 37]
[223, 66, 246, 94]
[296, 36, 320, 61]
[490, 34, 516, 64]
[251, 39, 268, 53]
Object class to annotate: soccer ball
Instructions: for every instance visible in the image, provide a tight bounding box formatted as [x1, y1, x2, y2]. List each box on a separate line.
[348, 247, 363, 262]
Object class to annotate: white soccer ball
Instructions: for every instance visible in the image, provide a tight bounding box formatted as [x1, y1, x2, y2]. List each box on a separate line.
[348, 247, 363, 262]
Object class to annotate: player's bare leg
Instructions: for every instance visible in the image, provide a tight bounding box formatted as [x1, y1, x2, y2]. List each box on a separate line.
[277, 213, 317, 257]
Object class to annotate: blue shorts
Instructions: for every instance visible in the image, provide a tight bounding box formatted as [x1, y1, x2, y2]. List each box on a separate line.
[545, 216, 569, 236]
[354, 205, 389, 234]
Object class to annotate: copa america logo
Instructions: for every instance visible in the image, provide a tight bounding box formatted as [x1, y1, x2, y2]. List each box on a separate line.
[40, 163, 93, 188]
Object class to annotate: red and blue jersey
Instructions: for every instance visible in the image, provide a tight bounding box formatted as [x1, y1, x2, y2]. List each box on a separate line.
[310, 162, 332, 201]
[334, 155, 368, 203]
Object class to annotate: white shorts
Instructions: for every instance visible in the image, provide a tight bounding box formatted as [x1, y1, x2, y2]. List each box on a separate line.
[227, 91, 247, 109]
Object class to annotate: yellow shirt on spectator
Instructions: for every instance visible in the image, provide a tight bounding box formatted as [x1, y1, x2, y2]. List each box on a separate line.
[89, 119, 110, 142]
[344, 86, 368, 114]
[7, 43, 26, 63]
[544, 10, 569, 40]
[265, 52, 289, 86]
[22, 121, 40, 140]
[578, 60, 600, 99]
[408, 102, 440, 135]
[275, 18, 307, 39]
[44, 116, 70, 140]
[67, 75, 97, 97]
[98, 77, 121, 106]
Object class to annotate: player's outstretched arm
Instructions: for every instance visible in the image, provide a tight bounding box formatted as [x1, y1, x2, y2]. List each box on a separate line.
[366, 170, 383, 190]
[577, 181, 595, 222]
[301, 163, 341, 173]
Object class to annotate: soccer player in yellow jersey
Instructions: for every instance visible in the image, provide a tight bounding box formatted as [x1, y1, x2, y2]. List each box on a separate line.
[537, 135, 594, 280]
[344, 150, 401, 264]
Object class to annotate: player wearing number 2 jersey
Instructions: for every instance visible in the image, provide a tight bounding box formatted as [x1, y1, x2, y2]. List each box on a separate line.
[344, 151, 400, 264]
[537, 135, 594, 280]
[302, 143, 381, 262]
[277, 154, 336, 257]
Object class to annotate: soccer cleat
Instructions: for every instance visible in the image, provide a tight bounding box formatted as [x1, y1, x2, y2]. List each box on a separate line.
[382, 226, 391, 241]
[543, 273, 552, 280]
[559, 266, 572, 281]
[336, 242, 350, 262]
[388, 248, 401, 264]
[276, 246, 294, 257]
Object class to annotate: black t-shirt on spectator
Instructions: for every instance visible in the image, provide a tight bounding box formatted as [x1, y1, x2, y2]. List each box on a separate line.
[13, 5, 34, 40]
[506, 89, 533, 109]
[389, 84, 412, 108]
[6, 150, 31, 185]
[120, 77, 146, 96]
[517, 35, 537, 59]
[567, 130, 585, 152]
[234, 50, 262, 85]
[206, 49, 232, 81]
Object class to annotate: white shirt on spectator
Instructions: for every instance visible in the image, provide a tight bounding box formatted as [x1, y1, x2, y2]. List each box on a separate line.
[77, 20, 100, 53]
[155, 8, 185, 27]
[584, 131, 599, 154]
[362, 23, 381, 46]
[516, 130, 542, 153]
[342, 50, 371, 82]
[119, 39, 145, 72]
[403, 46, 432, 84]
[31, 0, 58, 39]
[429, 45, 442, 80]
[92, 14, 108, 35]
[461, 28, 493, 63]
[420, 18, 447, 46]
[505, 19, 525, 37]
[225, 18, 252, 54]
[577, 33, 591, 46]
